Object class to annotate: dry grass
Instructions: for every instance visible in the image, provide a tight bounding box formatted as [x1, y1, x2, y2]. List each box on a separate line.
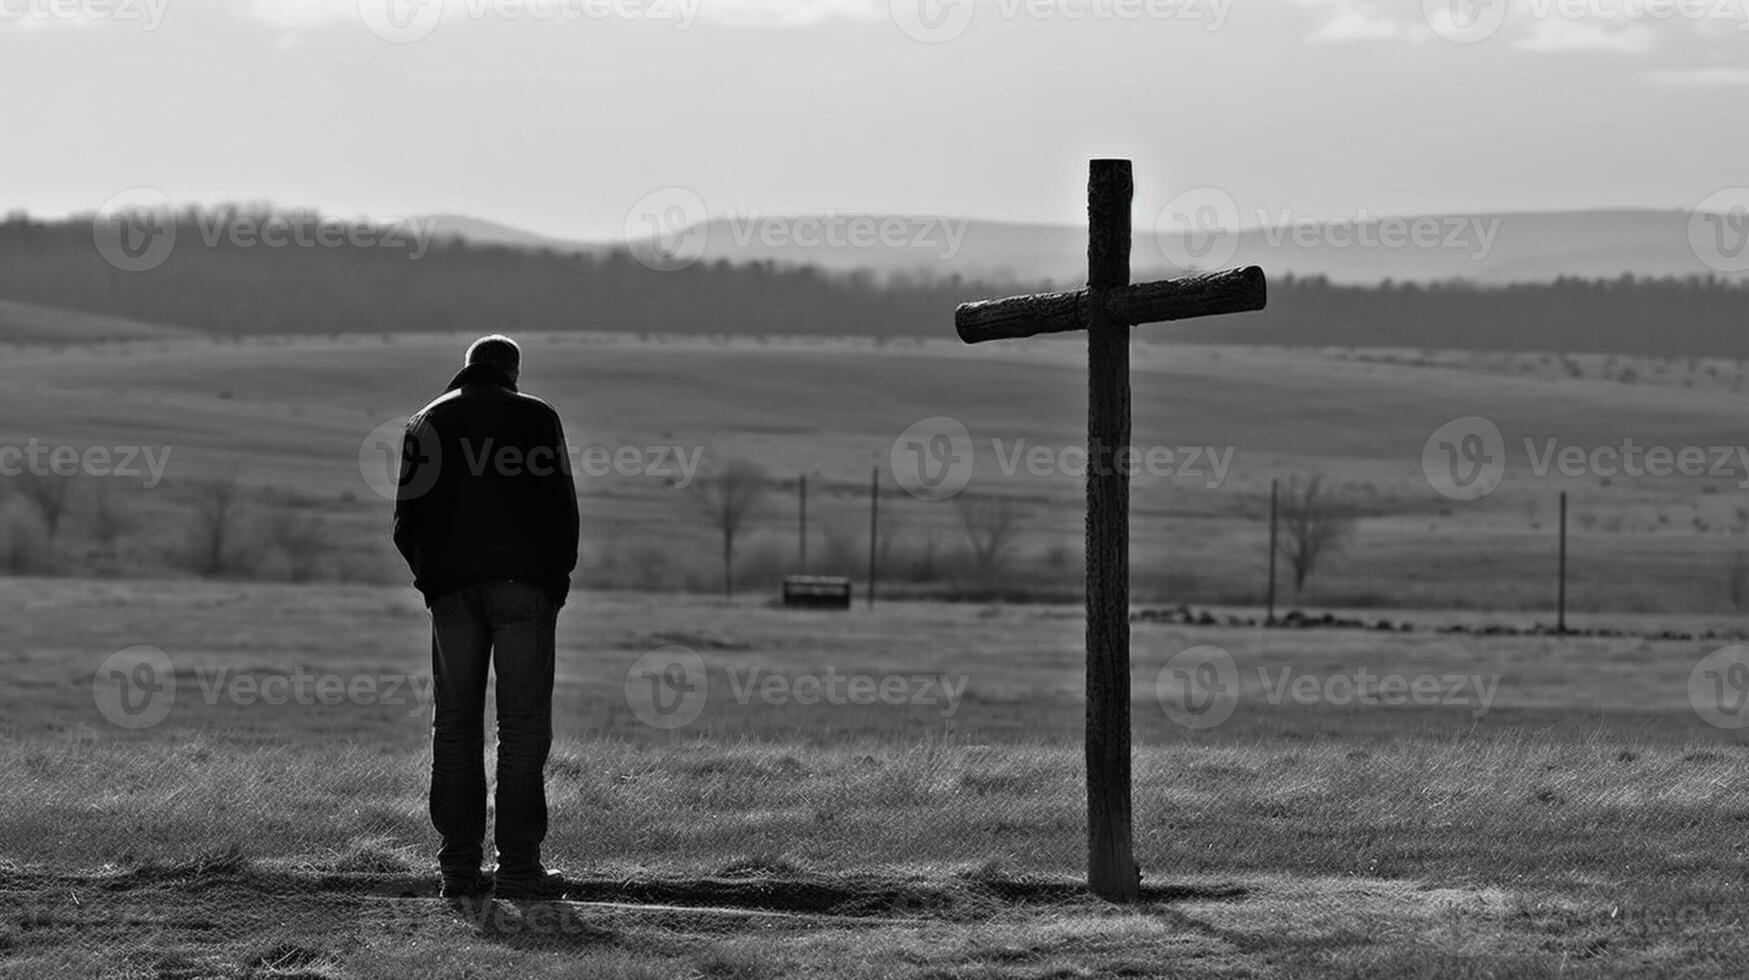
[0, 735, 1744, 978]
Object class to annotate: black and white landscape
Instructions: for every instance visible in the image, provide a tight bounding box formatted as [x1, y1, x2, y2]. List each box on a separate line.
[2, 1, 1747, 976]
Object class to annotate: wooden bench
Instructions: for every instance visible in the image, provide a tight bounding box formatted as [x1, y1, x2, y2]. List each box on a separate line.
[781, 575, 853, 610]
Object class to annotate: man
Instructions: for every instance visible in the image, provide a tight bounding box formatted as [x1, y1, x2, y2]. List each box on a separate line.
[393, 334, 579, 900]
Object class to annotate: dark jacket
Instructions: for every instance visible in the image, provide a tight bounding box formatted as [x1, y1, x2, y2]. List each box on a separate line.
[392, 363, 579, 607]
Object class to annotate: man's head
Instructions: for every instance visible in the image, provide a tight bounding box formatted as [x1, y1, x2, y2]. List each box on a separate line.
[465, 334, 521, 384]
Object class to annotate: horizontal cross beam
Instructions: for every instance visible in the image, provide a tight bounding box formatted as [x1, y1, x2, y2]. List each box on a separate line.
[954, 265, 1267, 345]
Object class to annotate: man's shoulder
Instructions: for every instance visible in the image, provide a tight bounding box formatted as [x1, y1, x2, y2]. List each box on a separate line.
[510, 391, 564, 425]
[412, 386, 561, 431]
[410, 387, 465, 424]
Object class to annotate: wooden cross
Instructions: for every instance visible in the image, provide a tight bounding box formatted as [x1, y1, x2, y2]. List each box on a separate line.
[954, 160, 1267, 902]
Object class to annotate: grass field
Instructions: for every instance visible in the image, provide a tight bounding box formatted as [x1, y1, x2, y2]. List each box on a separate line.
[1, 578, 1745, 977]
[1, 332, 1746, 975]
[2, 332, 1747, 612]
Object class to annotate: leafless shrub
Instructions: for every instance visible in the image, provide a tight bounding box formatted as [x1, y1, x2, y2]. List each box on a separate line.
[0, 496, 53, 575]
[955, 494, 1021, 584]
[254, 499, 327, 582]
[1276, 474, 1353, 598]
[14, 471, 73, 539]
[90, 481, 135, 549]
[693, 457, 770, 599]
[187, 478, 242, 577]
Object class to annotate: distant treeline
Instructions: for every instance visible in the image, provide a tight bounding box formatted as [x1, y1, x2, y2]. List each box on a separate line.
[4, 212, 1746, 357]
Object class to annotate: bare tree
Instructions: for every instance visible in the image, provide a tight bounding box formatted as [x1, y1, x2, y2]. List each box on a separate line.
[90, 481, 134, 549]
[257, 498, 326, 582]
[694, 457, 769, 599]
[189, 478, 242, 578]
[955, 493, 1022, 584]
[15, 472, 73, 539]
[1276, 474, 1353, 599]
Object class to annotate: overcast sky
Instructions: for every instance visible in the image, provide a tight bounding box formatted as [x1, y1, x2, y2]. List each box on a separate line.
[3, 0, 1745, 240]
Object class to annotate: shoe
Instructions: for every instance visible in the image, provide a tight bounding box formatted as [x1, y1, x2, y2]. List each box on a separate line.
[494, 868, 567, 900]
[440, 869, 495, 898]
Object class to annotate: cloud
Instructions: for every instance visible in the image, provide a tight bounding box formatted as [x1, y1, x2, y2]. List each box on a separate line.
[1298, 0, 1408, 43]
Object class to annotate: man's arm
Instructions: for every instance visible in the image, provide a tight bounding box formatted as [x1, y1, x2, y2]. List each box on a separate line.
[392, 416, 436, 576]
[541, 410, 580, 607]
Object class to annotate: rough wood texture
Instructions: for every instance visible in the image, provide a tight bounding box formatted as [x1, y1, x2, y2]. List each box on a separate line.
[954, 265, 1266, 344]
[950, 159, 1269, 904]
[1084, 159, 1138, 903]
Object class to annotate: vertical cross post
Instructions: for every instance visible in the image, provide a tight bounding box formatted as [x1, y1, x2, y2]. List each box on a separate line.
[1557, 490, 1568, 635]
[1267, 477, 1279, 624]
[868, 465, 880, 609]
[1084, 159, 1137, 902]
[952, 160, 1267, 902]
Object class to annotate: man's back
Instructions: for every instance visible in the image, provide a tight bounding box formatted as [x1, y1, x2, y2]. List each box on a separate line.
[394, 336, 578, 902]
[393, 361, 579, 608]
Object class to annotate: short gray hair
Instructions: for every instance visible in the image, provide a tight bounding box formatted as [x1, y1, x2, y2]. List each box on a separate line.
[465, 334, 521, 375]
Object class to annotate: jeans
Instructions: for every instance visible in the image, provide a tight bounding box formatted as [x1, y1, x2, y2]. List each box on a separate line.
[428, 580, 557, 878]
